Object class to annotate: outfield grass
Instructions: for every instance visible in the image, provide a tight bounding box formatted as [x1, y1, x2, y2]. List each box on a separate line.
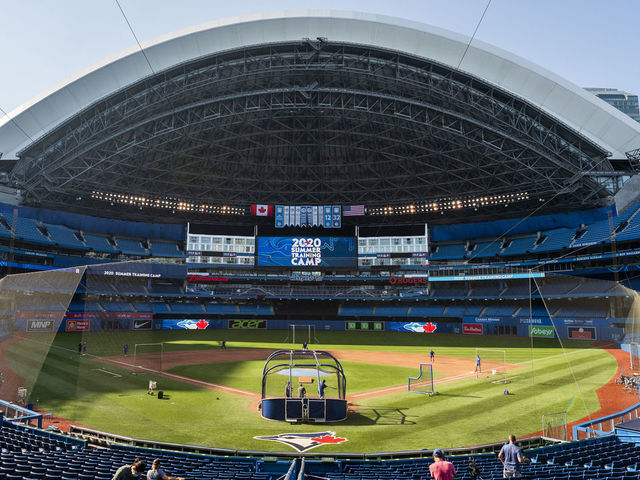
[4, 330, 618, 452]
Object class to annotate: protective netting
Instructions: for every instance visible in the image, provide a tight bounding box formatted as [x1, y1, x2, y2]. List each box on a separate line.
[0, 267, 85, 403]
[532, 272, 640, 429]
[408, 363, 434, 395]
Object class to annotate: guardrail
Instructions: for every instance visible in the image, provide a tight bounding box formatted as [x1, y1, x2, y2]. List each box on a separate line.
[68, 424, 558, 459]
[0, 400, 43, 428]
[573, 401, 640, 440]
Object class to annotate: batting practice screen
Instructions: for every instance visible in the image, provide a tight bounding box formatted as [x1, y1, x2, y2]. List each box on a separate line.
[255, 237, 357, 268]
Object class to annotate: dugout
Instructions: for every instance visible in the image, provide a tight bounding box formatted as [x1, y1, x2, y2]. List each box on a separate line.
[261, 349, 347, 423]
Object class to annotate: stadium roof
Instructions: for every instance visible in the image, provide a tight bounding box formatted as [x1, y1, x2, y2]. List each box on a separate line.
[1, 11, 640, 222]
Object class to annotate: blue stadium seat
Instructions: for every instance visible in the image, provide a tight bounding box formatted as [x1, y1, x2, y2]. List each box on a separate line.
[114, 237, 148, 256]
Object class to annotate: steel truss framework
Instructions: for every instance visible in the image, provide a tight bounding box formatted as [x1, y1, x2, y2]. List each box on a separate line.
[11, 41, 625, 221]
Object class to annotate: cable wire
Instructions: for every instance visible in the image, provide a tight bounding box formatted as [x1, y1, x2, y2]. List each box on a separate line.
[457, 0, 492, 70]
[114, 0, 155, 75]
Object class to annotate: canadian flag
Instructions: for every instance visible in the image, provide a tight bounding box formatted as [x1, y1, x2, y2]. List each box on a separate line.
[251, 204, 274, 216]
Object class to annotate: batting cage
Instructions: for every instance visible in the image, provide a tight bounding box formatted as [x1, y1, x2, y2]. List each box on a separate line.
[260, 349, 347, 422]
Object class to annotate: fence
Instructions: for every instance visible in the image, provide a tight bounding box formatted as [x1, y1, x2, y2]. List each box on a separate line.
[573, 401, 640, 440]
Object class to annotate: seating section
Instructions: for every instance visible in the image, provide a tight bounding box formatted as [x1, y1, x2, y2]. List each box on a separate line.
[0, 421, 284, 480]
[501, 236, 537, 256]
[149, 240, 184, 258]
[309, 436, 640, 480]
[44, 223, 87, 248]
[83, 233, 119, 253]
[3, 404, 640, 480]
[115, 237, 147, 256]
[468, 241, 502, 258]
[430, 243, 467, 260]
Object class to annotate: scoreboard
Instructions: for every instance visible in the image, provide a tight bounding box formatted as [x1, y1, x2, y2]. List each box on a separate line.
[256, 237, 357, 268]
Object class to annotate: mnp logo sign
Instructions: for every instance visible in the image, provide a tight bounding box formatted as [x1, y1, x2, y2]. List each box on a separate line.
[27, 319, 55, 332]
[529, 325, 554, 338]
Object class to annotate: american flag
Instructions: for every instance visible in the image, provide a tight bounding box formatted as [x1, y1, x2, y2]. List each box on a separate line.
[342, 205, 365, 216]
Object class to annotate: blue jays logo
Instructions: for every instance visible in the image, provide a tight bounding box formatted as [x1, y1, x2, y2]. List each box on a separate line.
[403, 321, 437, 333]
[176, 319, 209, 330]
[253, 431, 347, 452]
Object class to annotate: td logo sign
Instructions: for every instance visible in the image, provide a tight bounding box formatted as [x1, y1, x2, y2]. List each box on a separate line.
[529, 325, 554, 338]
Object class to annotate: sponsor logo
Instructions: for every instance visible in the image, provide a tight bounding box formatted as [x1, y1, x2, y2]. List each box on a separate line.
[133, 319, 152, 330]
[228, 320, 266, 329]
[27, 319, 55, 332]
[462, 323, 483, 335]
[66, 320, 90, 332]
[568, 326, 596, 340]
[403, 322, 437, 333]
[389, 276, 429, 285]
[187, 275, 230, 283]
[176, 319, 209, 330]
[254, 431, 347, 452]
[529, 325, 554, 338]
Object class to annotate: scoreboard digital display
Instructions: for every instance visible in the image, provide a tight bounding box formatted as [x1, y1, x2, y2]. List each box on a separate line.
[256, 237, 357, 268]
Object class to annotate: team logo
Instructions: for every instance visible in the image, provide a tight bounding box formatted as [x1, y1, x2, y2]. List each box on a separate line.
[403, 322, 437, 333]
[253, 431, 347, 452]
[176, 319, 209, 330]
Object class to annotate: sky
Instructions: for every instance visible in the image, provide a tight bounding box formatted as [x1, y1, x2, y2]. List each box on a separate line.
[0, 0, 638, 116]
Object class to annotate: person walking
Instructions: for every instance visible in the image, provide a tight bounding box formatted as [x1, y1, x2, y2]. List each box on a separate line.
[498, 435, 530, 478]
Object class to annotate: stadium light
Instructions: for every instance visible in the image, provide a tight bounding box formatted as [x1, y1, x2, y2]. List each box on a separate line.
[90, 190, 247, 215]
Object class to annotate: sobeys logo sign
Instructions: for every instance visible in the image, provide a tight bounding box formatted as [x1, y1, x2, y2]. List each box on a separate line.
[529, 325, 554, 338]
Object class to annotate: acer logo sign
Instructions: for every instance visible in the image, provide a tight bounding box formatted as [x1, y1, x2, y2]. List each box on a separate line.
[27, 320, 55, 332]
[389, 276, 428, 285]
[229, 320, 267, 329]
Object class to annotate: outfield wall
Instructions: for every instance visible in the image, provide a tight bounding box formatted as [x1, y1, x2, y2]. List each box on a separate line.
[14, 315, 624, 341]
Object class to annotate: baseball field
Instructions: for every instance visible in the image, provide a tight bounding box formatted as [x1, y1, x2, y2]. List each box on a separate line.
[0, 329, 631, 453]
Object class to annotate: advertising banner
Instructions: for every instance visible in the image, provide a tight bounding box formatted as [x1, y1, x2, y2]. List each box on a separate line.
[529, 325, 555, 338]
[256, 237, 357, 268]
[132, 319, 152, 330]
[389, 321, 438, 333]
[568, 326, 596, 340]
[66, 320, 90, 332]
[162, 319, 212, 330]
[228, 319, 267, 329]
[462, 323, 483, 335]
[27, 319, 55, 332]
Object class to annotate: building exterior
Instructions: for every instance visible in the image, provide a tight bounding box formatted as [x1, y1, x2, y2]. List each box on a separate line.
[586, 88, 640, 123]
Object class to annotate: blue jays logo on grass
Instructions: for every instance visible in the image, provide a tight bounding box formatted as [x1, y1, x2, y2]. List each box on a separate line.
[253, 431, 347, 452]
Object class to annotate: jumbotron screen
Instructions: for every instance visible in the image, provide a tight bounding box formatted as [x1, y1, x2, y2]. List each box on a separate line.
[256, 237, 357, 268]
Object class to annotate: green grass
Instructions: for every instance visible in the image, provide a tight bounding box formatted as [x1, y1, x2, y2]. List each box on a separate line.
[4, 330, 618, 452]
[168, 359, 430, 395]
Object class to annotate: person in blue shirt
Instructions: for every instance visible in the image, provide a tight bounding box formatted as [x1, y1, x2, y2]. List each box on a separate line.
[474, 354, 481, 373]
[430, 349, 435, 363]
[318, 379, 327, 398]
[498, 435, 529, 478]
